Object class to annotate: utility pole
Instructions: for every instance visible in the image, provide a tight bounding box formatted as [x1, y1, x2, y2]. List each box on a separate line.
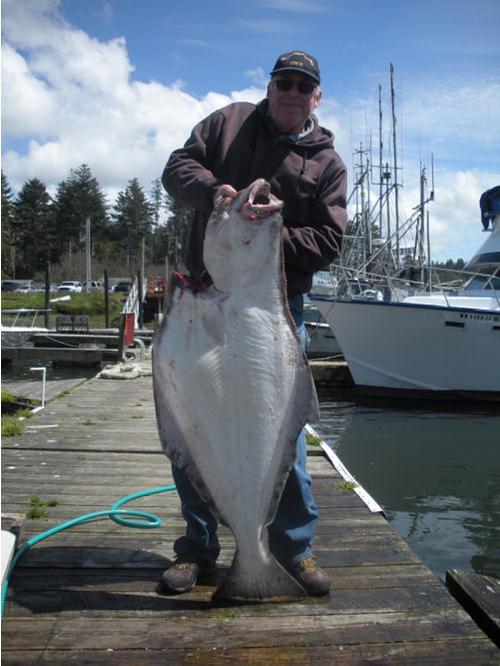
[141, 237, 145, 286]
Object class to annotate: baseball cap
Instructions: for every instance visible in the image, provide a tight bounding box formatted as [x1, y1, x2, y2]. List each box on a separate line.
[270, 51, 320, 84]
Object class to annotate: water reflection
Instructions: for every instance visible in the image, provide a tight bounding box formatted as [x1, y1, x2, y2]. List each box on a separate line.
[315, 399, 500, 581]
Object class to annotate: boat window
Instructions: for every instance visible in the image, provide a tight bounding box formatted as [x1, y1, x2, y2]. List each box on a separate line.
[463, 274, 500, 291]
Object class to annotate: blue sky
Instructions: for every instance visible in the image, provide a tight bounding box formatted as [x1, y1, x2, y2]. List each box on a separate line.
[2, 0, 500, 260]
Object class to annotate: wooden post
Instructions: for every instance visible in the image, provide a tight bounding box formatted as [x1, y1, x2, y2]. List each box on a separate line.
[137, 269, 144, 330]
[44, 262, 50, 329]
[104, 270, 110, 329]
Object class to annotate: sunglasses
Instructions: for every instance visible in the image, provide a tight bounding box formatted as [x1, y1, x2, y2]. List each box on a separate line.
[273, 79, 317, 95]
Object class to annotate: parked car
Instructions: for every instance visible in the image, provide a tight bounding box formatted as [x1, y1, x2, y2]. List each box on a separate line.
[112, 281, 132, 293]
[57, 281, 83, 293]
[1, 280, 34, 292]
[83, 280, 103, 292]
[2, 280, 22, 292]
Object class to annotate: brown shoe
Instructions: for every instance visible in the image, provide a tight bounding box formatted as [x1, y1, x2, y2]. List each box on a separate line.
[161, 555, 216, 594]
[289, 556, 331, 597]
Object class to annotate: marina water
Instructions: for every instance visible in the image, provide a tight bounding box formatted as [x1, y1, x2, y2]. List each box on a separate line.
[315, 396, 500, 582]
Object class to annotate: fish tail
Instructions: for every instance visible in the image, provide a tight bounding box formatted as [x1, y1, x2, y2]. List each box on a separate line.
[212, 548, 306, 603]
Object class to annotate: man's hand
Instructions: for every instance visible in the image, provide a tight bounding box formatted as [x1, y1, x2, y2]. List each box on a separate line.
[213, 184, 238, 210]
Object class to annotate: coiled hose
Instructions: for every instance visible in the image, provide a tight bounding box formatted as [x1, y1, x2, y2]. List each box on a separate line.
[1, 483, 176, 616]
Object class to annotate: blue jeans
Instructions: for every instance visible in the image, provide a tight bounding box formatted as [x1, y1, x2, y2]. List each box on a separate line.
[171, 293, 319, 569]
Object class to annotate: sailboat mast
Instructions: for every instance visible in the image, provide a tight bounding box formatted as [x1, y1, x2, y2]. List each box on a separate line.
[390, 63, 400, 269]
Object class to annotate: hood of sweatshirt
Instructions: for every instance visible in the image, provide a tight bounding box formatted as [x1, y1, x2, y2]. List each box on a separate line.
[256, 99, 335, 152]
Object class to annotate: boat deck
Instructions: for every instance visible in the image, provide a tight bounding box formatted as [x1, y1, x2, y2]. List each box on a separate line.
[2, 366, 498, 663]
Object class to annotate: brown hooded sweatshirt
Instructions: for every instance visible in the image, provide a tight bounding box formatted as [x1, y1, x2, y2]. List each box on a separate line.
[163, 99, 347, 296]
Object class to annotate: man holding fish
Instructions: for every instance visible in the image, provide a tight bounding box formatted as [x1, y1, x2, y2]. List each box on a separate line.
[159, 51, 347, 598]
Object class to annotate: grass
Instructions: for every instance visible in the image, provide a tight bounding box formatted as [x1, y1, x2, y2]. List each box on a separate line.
[17, 408, 34, 419]
[26, 495, 58, 519]
[337, 480, 358, 492]
[1, 388, 19, 402]
[2, 388, 39, 408]
[306, 432, 322, 447]
[1, 416, 25, 437]
[1, 291, 126, 328]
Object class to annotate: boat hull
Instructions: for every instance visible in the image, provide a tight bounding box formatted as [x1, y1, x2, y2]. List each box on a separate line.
[311, 298, 500, 402]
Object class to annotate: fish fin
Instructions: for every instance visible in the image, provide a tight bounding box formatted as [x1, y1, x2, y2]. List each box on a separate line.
[212, 550, 306, 602]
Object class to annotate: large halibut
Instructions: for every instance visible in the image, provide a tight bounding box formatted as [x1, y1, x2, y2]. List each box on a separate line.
[153, 179, 319, 601]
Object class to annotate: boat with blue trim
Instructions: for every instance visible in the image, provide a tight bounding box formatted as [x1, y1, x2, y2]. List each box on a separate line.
[310, 187, 500, 402]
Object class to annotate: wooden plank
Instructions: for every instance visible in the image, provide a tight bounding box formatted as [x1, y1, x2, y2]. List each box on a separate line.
[7, 563, 439, 593]
[5, 580, 457, 620]
[2, 638, 499, 665]
[2, 362, 497, 661]
[3, 639, 498, 666]
[0, 609, 488, 651]
[446, 569, 500, 647]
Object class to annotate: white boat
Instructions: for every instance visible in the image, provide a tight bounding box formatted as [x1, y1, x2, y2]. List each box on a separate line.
[1, 309, 49, 348]
[310, 186, 500, 402]
[303, 300, 341, 358]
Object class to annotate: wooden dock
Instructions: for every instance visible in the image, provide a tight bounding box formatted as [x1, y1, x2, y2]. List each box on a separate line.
[2, 367, 498, 663]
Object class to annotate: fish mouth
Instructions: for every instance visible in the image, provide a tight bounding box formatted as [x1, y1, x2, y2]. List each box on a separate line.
[238, 179, 283, 221]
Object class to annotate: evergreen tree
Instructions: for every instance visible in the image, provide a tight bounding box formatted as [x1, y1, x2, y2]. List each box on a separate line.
[52, 164, 108, 263]
[149, 178, 163, 228]
[112, 178, 154, 268]
[163, 192, 194, 270]
[13, 178, 52, 275]
[1, 171, 16, 276]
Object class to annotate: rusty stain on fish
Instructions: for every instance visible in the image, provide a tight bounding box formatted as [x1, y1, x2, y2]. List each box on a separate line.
[153, 179, 319, 601]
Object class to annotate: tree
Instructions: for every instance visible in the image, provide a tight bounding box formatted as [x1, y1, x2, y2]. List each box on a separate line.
[13, 178, 52, 276]
[112, 178, 154, 268]
[52, 164, 109, 264]
[162, 192, 194, 270]
[1, 171, 16, 276]
[149, 178, 163, 228]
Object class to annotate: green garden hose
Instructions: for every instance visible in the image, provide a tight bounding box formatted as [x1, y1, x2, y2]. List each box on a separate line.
[1, 483, 177, 616]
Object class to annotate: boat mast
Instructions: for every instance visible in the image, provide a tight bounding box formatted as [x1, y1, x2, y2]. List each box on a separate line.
[390, 63, 400, 269]
[427, 154, 435, 285]
[378, 84, 384, 241]
[418, 154, 436, 289]
[419, 164, 427, 285]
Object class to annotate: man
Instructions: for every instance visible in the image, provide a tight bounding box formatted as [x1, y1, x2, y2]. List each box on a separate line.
[161, 50, 347, 596]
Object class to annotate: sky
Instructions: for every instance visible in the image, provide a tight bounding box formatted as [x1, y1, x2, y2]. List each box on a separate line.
[2, 0, 499, 261]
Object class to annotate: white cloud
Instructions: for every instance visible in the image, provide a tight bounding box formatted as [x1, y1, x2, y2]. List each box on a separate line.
[245, 67, 268, 87]
[425, 171, 497, 261]
[1, 44, 56, 137]
[333, 75, 500, 260]
[1, 0, 498, 263]
[1, 1, 266, 196]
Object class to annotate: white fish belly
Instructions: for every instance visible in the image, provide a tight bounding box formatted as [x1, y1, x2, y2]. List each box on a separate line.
[153, 286, 310, 543]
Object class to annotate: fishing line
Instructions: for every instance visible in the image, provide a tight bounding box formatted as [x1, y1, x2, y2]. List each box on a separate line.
[1, 483, 177, 617]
